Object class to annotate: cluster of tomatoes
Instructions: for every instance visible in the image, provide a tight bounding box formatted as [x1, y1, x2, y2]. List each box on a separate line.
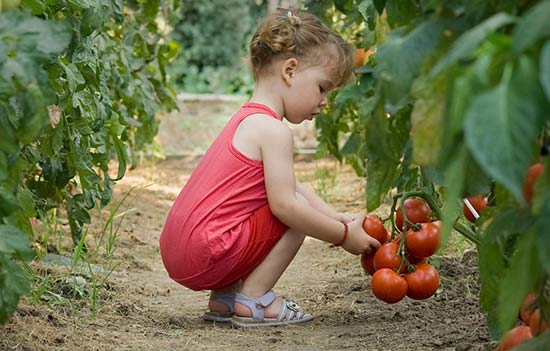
[360, 198, 441, 304]
[498, 292, 549, 350]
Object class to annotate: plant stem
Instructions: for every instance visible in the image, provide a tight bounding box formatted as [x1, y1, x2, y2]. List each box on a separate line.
[453, 221, 481, 246]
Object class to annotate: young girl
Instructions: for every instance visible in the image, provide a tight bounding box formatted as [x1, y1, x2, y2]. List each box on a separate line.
[160, 9, 381, 328]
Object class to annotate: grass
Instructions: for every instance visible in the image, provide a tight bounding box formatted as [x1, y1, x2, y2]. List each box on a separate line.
[26, 186, 138, 316]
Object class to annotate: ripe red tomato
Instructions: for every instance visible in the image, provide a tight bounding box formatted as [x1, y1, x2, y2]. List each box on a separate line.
[405, 263, 439, 300]
[362, 215, 388, 244]
[373, 242, 406, 273]
[463, 195, 488, 223]
[360, 251, 377, 275]
[395, 197, 432, 231]
[405, 221, 441, 258]
[523, 163, 544, 203]
[498, 326, 532, 351]
[529, 309, 549, 336]
[370, 268, 408, 304]
[520, 292, 537, 325]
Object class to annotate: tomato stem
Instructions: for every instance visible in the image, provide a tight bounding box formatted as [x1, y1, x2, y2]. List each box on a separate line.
[453, 221, 481, 246]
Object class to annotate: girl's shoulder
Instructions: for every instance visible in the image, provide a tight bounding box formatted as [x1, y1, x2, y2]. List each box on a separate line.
[237, 113, 293, 149]
[241, 113, 291, 134]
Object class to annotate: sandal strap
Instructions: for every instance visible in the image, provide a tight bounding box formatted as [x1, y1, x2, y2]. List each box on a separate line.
[277, 300, 305, 322]
[210, 291, 236, 313]
[235, 290, 276, 320]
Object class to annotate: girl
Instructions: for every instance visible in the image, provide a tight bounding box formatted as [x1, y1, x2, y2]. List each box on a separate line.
[160, 9, 381, 328]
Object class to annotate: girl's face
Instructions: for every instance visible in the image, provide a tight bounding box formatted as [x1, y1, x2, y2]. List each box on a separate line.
[282, 62, 335, 124]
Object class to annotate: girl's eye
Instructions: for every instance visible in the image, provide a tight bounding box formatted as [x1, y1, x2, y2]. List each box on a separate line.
[319, 85, 326, 93]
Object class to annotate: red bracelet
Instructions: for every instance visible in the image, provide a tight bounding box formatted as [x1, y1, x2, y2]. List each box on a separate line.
[334, 222, 348, 247]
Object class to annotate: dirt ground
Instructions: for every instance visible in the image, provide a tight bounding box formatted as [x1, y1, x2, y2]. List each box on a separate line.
[0, 101, 495, 351]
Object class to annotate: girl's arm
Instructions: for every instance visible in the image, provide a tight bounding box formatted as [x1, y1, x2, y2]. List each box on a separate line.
[295, 182, 356, 223]
[256, 118, 379, 255]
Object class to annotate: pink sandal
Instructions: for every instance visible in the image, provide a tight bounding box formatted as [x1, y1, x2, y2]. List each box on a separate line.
[231, 290, 313, 327]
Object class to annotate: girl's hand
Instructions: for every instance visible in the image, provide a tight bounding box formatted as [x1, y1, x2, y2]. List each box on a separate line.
[337, 212, 358, 224]
[341, 215, 381, 255]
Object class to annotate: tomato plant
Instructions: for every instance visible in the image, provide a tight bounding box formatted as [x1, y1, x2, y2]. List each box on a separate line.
[405, 221, 441, 258]
[463, 195, 488, 223]
[395, 197, 432, 231]
[405, 263, 439, 300]
[312, 0, 550, 344]
[371, 268, 408, 304]
[362, 215, 387, 244]
[0, 1, 179, 324]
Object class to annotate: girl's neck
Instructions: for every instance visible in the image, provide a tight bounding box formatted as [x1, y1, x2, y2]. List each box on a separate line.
[249, 79, 285, 120]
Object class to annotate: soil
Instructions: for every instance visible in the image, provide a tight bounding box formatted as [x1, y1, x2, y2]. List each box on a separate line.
[0, 100, 495, 351]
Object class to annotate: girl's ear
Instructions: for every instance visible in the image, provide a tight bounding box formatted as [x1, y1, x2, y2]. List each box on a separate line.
[281, 58, 298, 86]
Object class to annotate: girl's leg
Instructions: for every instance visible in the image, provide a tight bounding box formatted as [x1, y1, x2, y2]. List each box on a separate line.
[207, 280, 242, 313]
[235, 227, 306, 318]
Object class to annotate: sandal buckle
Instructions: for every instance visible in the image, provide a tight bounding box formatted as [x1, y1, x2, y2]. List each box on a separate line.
[286, 300, 300, 312]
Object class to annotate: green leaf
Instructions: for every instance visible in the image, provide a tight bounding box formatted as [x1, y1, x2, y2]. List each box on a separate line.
[440, 145, 466, 250]
[0, 224, 33, 260]
[376, 19, 444, 114]
[385, 0, 420, 27]
[540, 40, 550, 101]
[497, 230, 541, 332]
[143, 0, 160, 22]
[410, 75, 446, 166]
[511, 0, 550, 53]
[372, 0, 386, 15]
[0, 253, 31, 324]
[59, 60, 85, 93]
[365, 103, 409, 211]
[66, 0, 94, 8]
[464, 56, 548, 200]
[21, 0, 46, 15]
[536, 201, 550, 275]
[431, 13, 516, 77]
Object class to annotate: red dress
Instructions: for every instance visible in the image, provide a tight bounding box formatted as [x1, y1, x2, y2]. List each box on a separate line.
[160, 102, 288, 290]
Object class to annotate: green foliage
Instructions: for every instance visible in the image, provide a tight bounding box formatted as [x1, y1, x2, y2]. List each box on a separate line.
[313, 0, 550, 345]
[168, 0, 266, 94]
[0, 1, 178, 324]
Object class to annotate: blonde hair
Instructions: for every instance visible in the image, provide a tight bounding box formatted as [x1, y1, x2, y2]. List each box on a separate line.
[249, 9, 354, 87]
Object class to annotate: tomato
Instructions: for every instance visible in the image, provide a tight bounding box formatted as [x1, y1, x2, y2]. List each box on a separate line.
[386, 229, 392, 243]
[373, 242, 406, 273]
[360, 251, 377, 275]
[355, 48, 373, 67]
[519, 292, 537, 325]
[407, 253, 426, 265]
[405, 263, 439, 300]
[405, 221, 441, 258]
[395, 197, 432, 231]
[529, 309, 549, 336]
[498, 326, 532, 351]
[463, 195, 488, 223]
[523, 163, 544, 203]
[370, 268, 408, 304]
[362, 215, 388, 245]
